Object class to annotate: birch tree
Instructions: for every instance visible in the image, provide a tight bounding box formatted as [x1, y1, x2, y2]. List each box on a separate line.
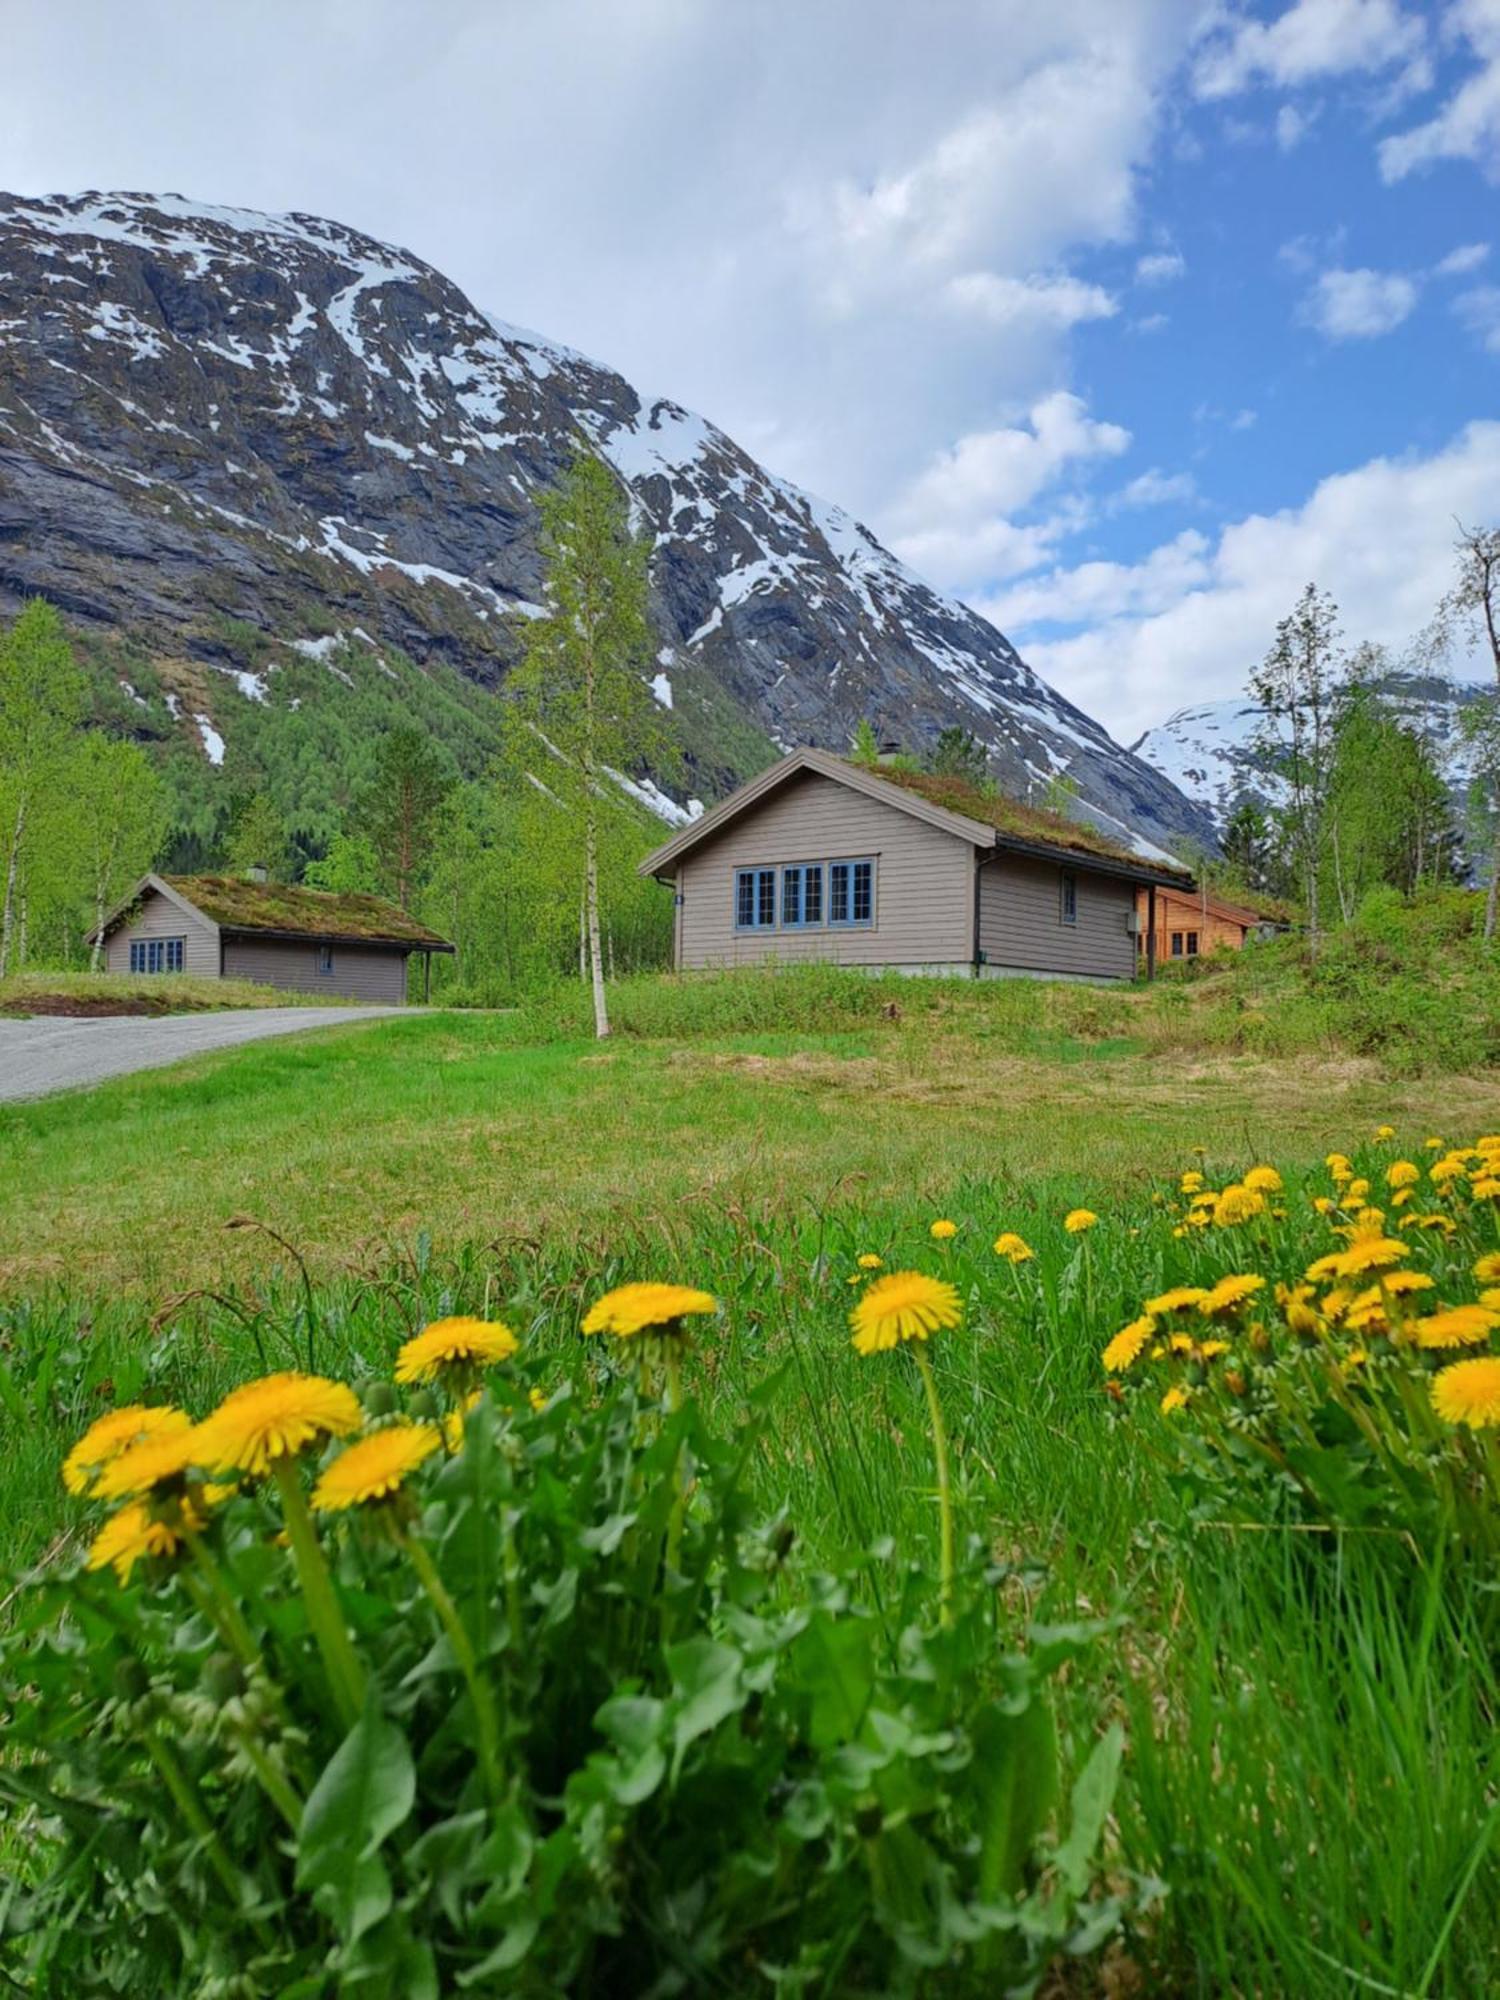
[504, 450, 661, 1038]
[1250, 584, 1348, 952]
[0, 600, 83, 976]
[74, 736, 169, 966]
[1429, 522, 1500, 937]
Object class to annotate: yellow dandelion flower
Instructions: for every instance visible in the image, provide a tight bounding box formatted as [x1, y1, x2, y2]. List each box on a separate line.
[849, 1271, 962, 1356]
[929, 1219, 958, 1241]
[582, 1283, 718, 1340]
[1424, 1136, 1444, 1151]
[1160, 1386, 1189, 1414]
[311, 1422, 440, 1512]
[529, 1385, 548, 1412]
[94, 1425, 204, 1503]
[1320, 1286, 1354, 1321]
[1481, 1287, 1500, 1312]
[1387, 1161, 1420, 1190]
[62, 1404, 191, 1497]
[1412, 1305, 1500, 1350]
[1430, 1155, 1468, 1186]
[1403, 1212, 1457, 1235]
[1431, 1356, 1500, 1429]
[1102, 1316, 1155, 1373]
[1346, 1179, 1370, 1205]
[1214, 1185, 1266, 1226]
[1312, 1195, 1335, 1215]
[1380, 1269, 1435, 1296]
[1375, 1124, 1396, 1141]
[87, 1500, 197, 1584]
[1064, 1209, 1098, 1235]
[1168, 1331, 1197, 1355]
[196, 1372, 362, 1479]
[1345, 1294, 1389, 1333]
[1243, 1165, 1282, 1194]
[1199, 1273, 1266, 1317]
[1145, 1285, 1210, 1316]
[396, 1316, 519, 1383]
[857, 1253, 884, 1270]
[441, 1391, 481, 1452]
[1179, 1171, 1205, 1194]
[992, 1231, 1035, 1264]
[1172, 1225, 1188, 1239]
[1197, 1339, 1231, 1359]
[1470, 1176, 1500, 1201]
[1475, 1253, 1500, 1284]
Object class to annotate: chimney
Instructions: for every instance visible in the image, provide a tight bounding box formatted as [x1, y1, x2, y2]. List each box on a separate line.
[245, 864, 268, 884]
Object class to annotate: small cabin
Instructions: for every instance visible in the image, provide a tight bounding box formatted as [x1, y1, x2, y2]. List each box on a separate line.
[1133, 884, 1285, 964]
[639, 749, 1194, 982]
[91, 874, 454, 1002]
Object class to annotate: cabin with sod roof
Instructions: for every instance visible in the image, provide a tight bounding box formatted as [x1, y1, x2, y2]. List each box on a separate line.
[90, 874, 455, 1003]
[639, 748, 1195, 982]
[1133, 882, 1291, 964]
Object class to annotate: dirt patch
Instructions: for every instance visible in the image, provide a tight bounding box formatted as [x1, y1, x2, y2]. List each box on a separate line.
[0, 994, 195, 1018]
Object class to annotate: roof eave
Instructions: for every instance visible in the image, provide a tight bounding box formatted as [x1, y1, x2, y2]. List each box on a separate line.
[988, 834, 1192, 890]
[218, 925, 454, 952]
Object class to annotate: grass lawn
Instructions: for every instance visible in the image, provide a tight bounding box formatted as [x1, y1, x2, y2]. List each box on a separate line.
[0, 970, 346, 1017]
[4, 968, 1499, 1993]
[4, 1002, 1500, 1293]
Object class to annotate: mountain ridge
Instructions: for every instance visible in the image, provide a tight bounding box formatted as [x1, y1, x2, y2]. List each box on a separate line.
[0, 189, 1215, 854]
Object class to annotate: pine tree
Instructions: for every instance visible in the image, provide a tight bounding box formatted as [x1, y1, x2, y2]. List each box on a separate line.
[351, 726, 455, 910]
[849, 720, 880, 768]
[503, 450, 662, 1038]
[224, 792, 292, 881]
[1220, 797, 1276, 895]
[926, 726, 989, 787]
[0, 600, 83, 976]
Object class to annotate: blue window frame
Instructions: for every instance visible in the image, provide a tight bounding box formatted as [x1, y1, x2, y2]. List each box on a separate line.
[129, 936, 184, 973]
[1060, 871, 1077, 925]
[734, 866, 777, 930]
[828, 858, 875, 928]
[781, 862, 824, 928]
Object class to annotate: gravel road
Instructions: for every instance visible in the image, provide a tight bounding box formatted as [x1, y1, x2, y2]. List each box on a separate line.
[0, 1006, 410, 1104]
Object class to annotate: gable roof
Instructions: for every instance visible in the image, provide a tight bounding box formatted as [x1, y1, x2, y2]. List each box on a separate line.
[638, 749, 1194, 889]
[93, 874, 454, 950]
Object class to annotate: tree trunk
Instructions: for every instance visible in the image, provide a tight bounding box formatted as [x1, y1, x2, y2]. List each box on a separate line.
[584, 811, 609, 1039]
[0, 796, 25, 980]
[1487, 830, 1500, 943]
[91, 883, 106, 971]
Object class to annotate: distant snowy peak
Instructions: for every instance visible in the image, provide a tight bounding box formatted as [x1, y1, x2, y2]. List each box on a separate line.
[1132, 675, 1492, 830]
[0, 188, 1212, 850]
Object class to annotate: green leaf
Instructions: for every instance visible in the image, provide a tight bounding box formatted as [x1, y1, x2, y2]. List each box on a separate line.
[790, 1611, 875, 1749]
[1053, 1724, 1123, 1898]
[666, 1637, 746, 1777]
[296, 1701, 416, 1943]
[970, 1693, 1058, 1903]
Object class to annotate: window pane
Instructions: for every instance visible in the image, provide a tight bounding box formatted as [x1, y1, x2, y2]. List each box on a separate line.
[167, 938, 184, 972]
[783, 866, 802, 926]
[829, 862, 849, 923]
[757, 870, 776, 926]
[1061, 872, 1077, 923]
[1171, 933, 1183, 956]
[1187, 932, 1198, 956]
[852, 861, 872, 922]
[736, 872, 754, 927]
[804, 865, 822, 924]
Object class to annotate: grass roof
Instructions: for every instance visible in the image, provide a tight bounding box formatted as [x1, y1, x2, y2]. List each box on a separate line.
[846, 762, 1195, 883]
[164, 876, 453, 948]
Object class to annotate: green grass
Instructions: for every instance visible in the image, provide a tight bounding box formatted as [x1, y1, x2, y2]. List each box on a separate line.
[0, 970, 345, 1016]
[4, 958, 1499, 1993]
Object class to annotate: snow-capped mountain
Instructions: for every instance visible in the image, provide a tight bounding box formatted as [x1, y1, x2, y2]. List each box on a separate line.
[1132, 674, 1492, 827]
[0, 190, 1212, 849]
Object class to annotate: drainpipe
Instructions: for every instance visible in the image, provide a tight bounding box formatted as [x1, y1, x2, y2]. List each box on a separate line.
[1146, 884, 1157, 982]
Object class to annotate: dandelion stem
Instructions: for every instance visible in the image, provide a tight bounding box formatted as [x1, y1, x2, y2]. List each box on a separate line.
[395, 1524, 504, 1807]
[230, 1729, 305, 1832]
[144, 1730, 261, 1923]
[913, 1345, 955, 1628]
[271, 1457, 365, 1728]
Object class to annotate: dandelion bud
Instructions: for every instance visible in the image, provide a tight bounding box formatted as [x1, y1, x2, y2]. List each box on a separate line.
[1249, 1323, 1272, 1354]
[360, 1380, 397, 1418]
[407, 1389, 442, 1423]
[201, 1652, 246, 1706]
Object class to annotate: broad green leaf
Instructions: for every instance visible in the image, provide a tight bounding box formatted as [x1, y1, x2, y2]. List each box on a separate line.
[297, 1702, 416, 1943]
[1054, 1723, 1124, 1898]
[667, 1637, 746, 1776]
[791, 1611, 875, 1749]
[971, 1693, 1058, 1903]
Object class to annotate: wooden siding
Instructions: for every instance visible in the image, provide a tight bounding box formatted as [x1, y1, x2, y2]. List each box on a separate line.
[1134, 887, 1254, 963]
[979, 854, 1135, 980]
[221, 938, 410, 1002]
[674, 769, 975, 969]
[103, 888, 220, 976]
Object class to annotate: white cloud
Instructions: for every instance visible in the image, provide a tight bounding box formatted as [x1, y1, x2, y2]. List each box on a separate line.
[943, 270, 1118, 328]
[1379, 0, 1500, 182]
[1454, 284, 1500, 349]
[1135, 248, 1186, 282]
[1230, 407, 1259, 429]
[885, 391, 1130, 590]
[978, 421, 1500, 737]
[1193, 0, 1427, 99]
[1300, 264, 1419, 337]
[1275, 100, 1319, 147]
[1435, 239, 1492, 274]
[1114, 467, 1198, 508]
[1130, 310, 1172, 333]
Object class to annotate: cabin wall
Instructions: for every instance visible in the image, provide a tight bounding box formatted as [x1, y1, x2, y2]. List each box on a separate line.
[672, 770, 975, 969]
[103, 889, 220, 976]
[978, 854, 1136, 981]
[220, 938, 410, 1001]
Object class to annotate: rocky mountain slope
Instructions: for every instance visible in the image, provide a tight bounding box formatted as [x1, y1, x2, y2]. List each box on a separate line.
[0, 190, 1213, 852]
[1132, 672, 1490, 829]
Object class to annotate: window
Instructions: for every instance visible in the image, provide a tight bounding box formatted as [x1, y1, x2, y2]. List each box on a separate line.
[1060, 871, 1077, 925]
[317, 945, 334, 976]
[828, 858, 874, 927]
[1185, 931, 1199, 957]
[1170, 932, 1184, 957]
[129, 937, 184, 974]
[734, 867, 778, 930]
[781, 863, 824, 928]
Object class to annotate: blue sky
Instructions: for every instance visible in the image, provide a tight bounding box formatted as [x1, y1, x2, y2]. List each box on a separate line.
[8, 0, 1500, 738]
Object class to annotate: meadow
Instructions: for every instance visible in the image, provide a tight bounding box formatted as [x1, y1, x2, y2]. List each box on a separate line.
[3, 949, 1500, 1993]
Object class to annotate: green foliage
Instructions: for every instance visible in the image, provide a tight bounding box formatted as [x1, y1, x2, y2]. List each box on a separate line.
[0, 1345, 1135, 1993]
[303, 831, 382, 895]
[926, 726, 990, 789]
[0, 601, 87, 973]
[350, 726, 456, 910]
[1324, 681, 1458, 913]
[224, 790, 292, 881]
[849, 718, 880, 768]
